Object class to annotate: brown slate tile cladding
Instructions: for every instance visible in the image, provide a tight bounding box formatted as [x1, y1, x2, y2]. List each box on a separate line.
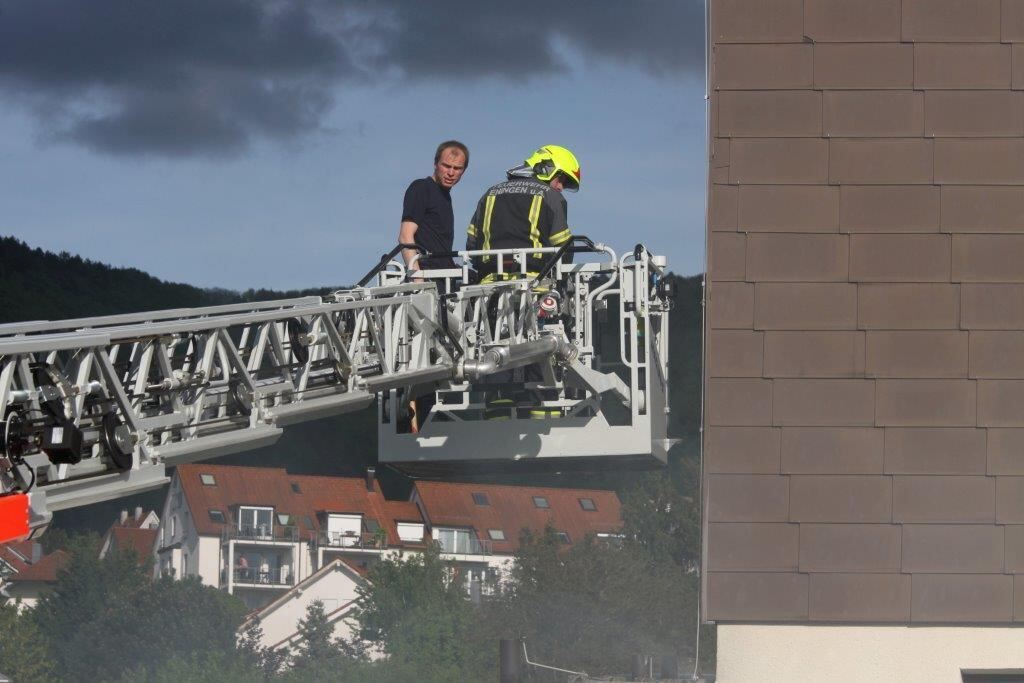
[892, 476, 995, 523]
[901, 0, 1000, 42]
[911, 575, 1013, 623]
[858, 284, 959, 329]
[865, 331, 968, 378]
[953, 235, 1024, 282]
[814, 44, 914, 89]
[978, 380, 1024, 427]
[803, 0, 900, 43]
[914, 44, 1011, 89]
[987, 430, 1024, 475]
[781, 427, 884, 474]
[970, 332, 1024, 378]
[962, 284, 1024, 329]
[718, 91, 822, 138]
[789, 475, 893, 523]
[840, 186, 940, 233]
[707, 378, 772, 426]
[809, 574, 911, 622]
[738, 186, 838, 232]
[902, 524, 1004, 573]
[828, 139, 933, 185]
[754, 283, 858, 330]
[875, 380, 977, 426]
[729, 138, 828, 184]
[707, 475, 790, 522]
[707, 523, 799, 571]
[763, 332, 865, 378]
[715, 45, 813, 90]
[799, 524, 902, 573]
[706, 572, 809, 621]
[823, 91, 924, 138]
[996, 477, 1024, 523]
[925, 92, 1024, 138]
[772, 379, 875, 426]
[746, 234, 849, 282]
[708, 330, 763, 378]
[941, 186, 1024, 232]
[706, 427, 782, 474]
[883, 428, 987, 475]
[712, 0, 804, 43]
[705, 0, 1024, 627]
[850, 234, 951, 282]
[935, 140, 1024, 185]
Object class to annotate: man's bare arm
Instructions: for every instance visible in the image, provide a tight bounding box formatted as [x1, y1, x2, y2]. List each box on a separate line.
[399, 220, 419, 271]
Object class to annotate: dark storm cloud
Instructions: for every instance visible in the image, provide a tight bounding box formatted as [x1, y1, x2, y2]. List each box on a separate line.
[0, 0, 703, 157]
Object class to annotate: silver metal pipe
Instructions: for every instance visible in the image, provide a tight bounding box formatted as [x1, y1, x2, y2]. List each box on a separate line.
[458, 337, 577, 381]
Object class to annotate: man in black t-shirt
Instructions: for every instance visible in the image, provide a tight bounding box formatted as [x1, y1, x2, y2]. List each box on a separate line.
[399, 140, 469, 276]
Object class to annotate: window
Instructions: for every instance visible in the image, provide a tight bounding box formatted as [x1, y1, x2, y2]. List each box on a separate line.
[200, 474, 216, 486]
[579, 497, 597, 511]
[472, 492, 489, 506]
[238, 507, 273, 538]
[277, 513, 291, 526]
[435, 527, 477, 554]
[326, 513, 362, 546]
[488, 529, 506, 541]
[532, 496, 550, 509]
[208, 509, 225, 524]
[397, 522, 425, 542]
[290, 482, 301, 494]
[556, 531, 572, 544]
[302, 516, 313, 529]
[170, 515, 177, 539]
[364, 518, 381, 533]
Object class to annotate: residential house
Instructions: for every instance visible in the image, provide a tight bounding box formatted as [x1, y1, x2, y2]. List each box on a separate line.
[156, 463, 623, 652]
[0, 541, 69, 611]
[99, 507, 159, 565]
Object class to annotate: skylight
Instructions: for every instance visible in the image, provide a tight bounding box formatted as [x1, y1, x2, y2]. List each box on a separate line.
[200, 474, 216, 486]
[472, 492, 489, 506]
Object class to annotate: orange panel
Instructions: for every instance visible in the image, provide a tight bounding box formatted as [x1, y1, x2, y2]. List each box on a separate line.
[0, 493, 30, 545]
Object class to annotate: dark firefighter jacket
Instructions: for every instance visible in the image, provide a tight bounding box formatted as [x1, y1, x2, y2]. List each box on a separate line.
[465, 177, 572, 280]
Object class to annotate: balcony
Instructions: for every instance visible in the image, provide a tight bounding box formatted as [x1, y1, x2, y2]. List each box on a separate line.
[436, 537, 492, 556]
[222, 525, 299, 543]
[232, 567, 293, 587]
[319, 530, 388, 550]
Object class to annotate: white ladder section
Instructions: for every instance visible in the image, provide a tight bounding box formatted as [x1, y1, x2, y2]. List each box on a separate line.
[0, 240, 673, 537]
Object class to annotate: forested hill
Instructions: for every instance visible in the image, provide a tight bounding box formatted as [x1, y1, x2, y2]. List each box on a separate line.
[0, 236, 338, 324]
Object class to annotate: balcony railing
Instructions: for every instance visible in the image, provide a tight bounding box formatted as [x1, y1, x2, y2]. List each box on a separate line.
[232, 567, 292, 586]
[222, 525, 299, 543]
[437, 537, 492, 555]
[319, 531, 388, 549]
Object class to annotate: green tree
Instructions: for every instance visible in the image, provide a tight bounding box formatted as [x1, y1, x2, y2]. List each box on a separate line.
[352, 545, 492, 681]
[238, 616, 286, 677]
[0, 602, 55, 682]
[289, 600, 341, 671]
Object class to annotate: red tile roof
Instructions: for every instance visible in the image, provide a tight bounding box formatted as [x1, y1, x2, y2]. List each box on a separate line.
[0, 542, 69, 583]
[412, 480, 622, 553]
[176, 464, 421, 546]
[108, 527, 158, 564]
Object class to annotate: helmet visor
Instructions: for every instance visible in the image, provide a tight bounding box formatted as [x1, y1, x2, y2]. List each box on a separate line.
[557, 171, 579, 193]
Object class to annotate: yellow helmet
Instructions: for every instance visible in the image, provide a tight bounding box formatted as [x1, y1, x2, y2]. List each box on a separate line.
[524, 145, 581, 192]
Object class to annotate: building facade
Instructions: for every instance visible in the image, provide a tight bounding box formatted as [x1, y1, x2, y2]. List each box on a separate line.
[156, 464, 622, 651]
[705, 1, 1024, 680]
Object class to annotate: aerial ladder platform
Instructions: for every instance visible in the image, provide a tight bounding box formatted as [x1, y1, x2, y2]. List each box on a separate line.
[0, 238, 674, 543]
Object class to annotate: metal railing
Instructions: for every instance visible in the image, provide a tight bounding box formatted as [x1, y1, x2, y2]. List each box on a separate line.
[319, 531, 388, 549]
[223, 525, 299, 543]
[232, 567, 292, 586]
[437, 537, 492, 556]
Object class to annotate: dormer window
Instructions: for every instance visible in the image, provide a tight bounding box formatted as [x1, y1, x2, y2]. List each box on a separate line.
[238, 506, 273, 538]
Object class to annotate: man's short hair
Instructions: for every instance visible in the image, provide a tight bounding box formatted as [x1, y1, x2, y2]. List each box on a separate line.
[435, 140, 469, 168]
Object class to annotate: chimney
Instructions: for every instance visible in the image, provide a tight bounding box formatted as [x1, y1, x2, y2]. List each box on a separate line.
[119, 509, 128, 525]
[31, 542, 42, 564]
[134, 506, 143, 522]
[365, 467, 376, 492]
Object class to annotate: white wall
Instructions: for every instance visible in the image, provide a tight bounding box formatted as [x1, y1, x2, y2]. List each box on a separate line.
[718, 624, 1024, 683]
[254, 563, 363, 651]
[196, 536, 220, 587]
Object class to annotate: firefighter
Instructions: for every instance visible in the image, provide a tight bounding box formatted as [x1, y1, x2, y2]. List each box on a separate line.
[465, 144, 579, 282]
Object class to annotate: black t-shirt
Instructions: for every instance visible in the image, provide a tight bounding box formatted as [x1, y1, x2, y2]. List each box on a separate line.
[402, 177, 455, 269]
